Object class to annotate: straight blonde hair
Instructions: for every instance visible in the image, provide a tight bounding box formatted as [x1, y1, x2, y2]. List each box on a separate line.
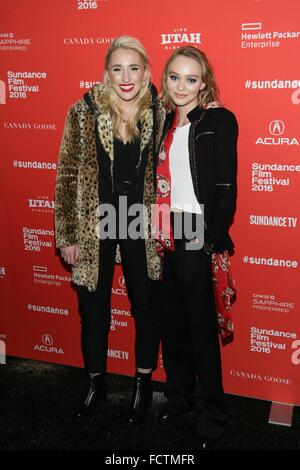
[161, 46, 220, 111]
[101, 36, 151, 142]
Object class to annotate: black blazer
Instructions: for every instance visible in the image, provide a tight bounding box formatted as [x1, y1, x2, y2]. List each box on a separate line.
[154, 104, 238, 252]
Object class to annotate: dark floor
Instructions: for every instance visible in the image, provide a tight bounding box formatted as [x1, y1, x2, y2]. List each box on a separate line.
[0, 357, 299, 453]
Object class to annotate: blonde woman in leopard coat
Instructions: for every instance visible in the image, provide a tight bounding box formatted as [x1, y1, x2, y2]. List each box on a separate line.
[55, 36, 161, 423]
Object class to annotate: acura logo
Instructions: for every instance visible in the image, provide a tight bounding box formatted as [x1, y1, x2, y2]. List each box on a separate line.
[119, 276, 126, 288]
[42, 334, 53, 346]
[269, 120, 285, 136]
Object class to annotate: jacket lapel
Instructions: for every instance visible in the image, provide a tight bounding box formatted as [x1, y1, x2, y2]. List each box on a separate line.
[140, 108, 153, 154]
[90, 84, 114, 162]
[96, 112, 114, 162]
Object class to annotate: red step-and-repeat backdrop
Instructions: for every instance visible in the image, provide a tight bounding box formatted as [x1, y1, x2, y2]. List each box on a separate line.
[1, 0, 300, 405]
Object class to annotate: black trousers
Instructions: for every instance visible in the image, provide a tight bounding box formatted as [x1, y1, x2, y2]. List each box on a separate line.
[160, 225, 227, 439]
[76, 234, 160, 374]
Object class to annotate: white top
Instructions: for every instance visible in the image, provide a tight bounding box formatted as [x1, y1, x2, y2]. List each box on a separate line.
[169, 123, 202, 214]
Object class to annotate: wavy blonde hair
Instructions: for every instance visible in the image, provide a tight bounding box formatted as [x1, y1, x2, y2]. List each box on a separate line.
[101, 36, 151, 142]
[161, 46, 220, 111]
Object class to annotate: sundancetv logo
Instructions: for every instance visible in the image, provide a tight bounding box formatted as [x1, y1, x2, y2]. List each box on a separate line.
[0, 80, 6, 104]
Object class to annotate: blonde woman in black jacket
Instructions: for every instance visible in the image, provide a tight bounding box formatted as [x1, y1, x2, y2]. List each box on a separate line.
[154, 46, 238, 449]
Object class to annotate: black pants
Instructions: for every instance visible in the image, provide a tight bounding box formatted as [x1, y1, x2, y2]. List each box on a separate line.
[76, 234, 160, 374]
[160, 220, 227, 439]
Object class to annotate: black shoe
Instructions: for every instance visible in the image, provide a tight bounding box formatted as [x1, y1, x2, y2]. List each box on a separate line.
[157, 405, 194, 423]
[77, 373, 107, 419]
[198, 435, 222, 450]
[156, 408, 181, 422]
[127, 374, 152, 425]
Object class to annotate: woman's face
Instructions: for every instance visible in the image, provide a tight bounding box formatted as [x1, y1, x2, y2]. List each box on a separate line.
[166, 55, 205, 112]
[106, 48, 147, 102]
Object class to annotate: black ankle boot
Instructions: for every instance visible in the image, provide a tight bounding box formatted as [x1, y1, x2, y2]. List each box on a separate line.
[127, 373, 153, 424]
[77, 373, 107, 418]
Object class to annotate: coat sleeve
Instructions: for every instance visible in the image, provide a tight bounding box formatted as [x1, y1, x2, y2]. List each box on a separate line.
[54, 106, 81, 248]
[208, 110, 238, 249]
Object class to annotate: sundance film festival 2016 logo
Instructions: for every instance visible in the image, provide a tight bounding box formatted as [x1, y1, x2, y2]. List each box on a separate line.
[251, 162, 300, 192]
[110, 305, 129, 331]
[255, 120, 299, 146]
[250, 326, 297, 356]
[23, 227, 54, 252]
[5, 71, 47, 100]
[161, 28, 201, 49]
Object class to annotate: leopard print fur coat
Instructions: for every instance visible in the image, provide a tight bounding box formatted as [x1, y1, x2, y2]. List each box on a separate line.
[55, 84, 161, 291]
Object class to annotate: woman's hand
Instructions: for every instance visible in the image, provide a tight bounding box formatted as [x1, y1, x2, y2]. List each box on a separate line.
[205, 101, 220, 109]
[60, 245, 80, 265]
